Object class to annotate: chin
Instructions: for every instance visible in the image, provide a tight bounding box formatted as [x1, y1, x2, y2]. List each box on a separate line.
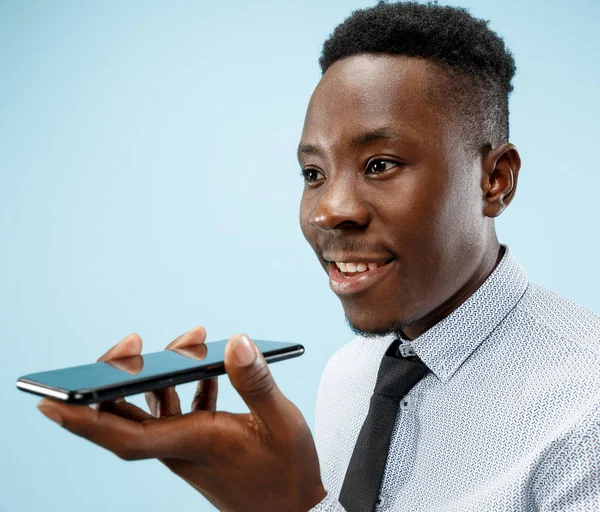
[343, 306, 405, 339]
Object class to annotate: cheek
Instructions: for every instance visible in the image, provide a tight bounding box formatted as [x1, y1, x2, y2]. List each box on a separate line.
[371, 168, 449, 245]
[440, 167, 488, 248]
[393, 168, 487, 295]
[298, 196, 314, 243]
[368, 168, 466, 290]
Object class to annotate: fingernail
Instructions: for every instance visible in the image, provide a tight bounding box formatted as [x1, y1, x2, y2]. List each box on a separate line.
[232, 335, 257, 367]
[37, 403, 63, 426]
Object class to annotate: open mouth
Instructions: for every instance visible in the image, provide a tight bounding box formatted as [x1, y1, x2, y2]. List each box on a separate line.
[328, 258, 396, 296]
[333, 260, 391, 277]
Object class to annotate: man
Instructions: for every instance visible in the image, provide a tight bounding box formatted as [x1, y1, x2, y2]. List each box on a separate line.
[36, 2, 600, 511]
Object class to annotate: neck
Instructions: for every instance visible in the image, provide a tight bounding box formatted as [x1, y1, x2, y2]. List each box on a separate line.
[400, 243, 505, 341]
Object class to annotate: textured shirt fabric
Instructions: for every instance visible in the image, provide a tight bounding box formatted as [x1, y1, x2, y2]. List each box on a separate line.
[309, 245, 600, 511]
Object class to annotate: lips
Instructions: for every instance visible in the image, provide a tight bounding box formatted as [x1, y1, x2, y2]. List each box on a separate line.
[328, 258, 396, 296]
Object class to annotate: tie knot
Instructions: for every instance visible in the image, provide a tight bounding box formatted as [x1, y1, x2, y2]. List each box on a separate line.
[374, 339, 429, 399]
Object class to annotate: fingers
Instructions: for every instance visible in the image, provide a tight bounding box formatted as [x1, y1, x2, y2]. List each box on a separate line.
[169, 326, 217, 412]
[93, 333, 143, 412]
[36, 398, 219, 461]
[105, 355, 144, 375]
[191, 378, 218, 413]
[97, 333, 142, 363]
[165, 325, 206, 350]
[145, 387, 181, 418]
[97, 398, 154, 421]
[224, 334, 293, 431]
[145, 326, 207, 418]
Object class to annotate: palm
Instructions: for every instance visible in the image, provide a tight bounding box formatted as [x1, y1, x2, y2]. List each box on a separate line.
[42, 327, 326, 512]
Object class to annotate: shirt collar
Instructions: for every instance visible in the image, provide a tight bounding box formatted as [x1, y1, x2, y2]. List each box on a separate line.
[404, 245, 528, 382]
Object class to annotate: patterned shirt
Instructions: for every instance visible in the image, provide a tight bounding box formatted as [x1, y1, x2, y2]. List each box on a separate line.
[310, 245, 600, 511]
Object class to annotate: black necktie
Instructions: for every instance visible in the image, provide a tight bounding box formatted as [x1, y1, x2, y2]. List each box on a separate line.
[339, 338, 429, 512]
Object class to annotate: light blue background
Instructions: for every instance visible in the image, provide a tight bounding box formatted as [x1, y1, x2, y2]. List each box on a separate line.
[1, 1, 598, 510]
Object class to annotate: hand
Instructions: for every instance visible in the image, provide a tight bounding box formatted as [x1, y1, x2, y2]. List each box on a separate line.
[36, 327, 327, 512]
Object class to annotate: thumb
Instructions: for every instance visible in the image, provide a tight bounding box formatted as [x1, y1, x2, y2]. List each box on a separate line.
[224, 333, 290, 427]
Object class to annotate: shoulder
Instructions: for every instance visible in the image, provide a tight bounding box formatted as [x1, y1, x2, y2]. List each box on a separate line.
[505, 282, 600, 414]
[518, 281, 600, 358]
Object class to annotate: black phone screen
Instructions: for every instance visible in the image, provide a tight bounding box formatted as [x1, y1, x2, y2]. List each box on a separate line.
[16, 339, 304, 404]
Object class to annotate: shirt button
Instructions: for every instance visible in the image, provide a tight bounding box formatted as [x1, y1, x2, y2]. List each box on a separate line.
[400, 397, 412, 411]
[375, 494, 385, 508]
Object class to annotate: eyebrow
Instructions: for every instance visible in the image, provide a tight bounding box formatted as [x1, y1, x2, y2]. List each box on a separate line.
[297, 126, 411, 162]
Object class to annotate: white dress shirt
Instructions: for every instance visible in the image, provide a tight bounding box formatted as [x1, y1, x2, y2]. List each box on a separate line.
[310, 245, 600, 511]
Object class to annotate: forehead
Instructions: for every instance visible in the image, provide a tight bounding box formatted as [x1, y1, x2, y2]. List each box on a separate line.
[301, 54, 446, 151]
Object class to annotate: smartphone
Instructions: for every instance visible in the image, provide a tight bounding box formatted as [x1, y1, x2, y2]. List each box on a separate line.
[16, 339, 304, 405]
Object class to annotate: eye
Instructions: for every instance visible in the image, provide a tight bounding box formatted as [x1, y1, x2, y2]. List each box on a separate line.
[365, 159, 401, 175]
[301, 168, 325, 183]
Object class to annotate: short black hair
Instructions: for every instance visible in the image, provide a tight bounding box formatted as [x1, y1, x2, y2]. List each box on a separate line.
[319, 1, 517, 148]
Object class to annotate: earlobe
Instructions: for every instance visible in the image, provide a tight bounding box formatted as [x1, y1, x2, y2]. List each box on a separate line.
[482, 143, 521, 218]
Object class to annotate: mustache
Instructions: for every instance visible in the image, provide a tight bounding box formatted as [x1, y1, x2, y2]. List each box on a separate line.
[317, 237, 390, 256]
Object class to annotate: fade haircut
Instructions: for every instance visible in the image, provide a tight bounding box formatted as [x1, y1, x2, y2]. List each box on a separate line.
[319, 1, 517, 150]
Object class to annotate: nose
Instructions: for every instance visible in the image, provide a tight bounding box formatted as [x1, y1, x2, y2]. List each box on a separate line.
[309, 176, 370, 230]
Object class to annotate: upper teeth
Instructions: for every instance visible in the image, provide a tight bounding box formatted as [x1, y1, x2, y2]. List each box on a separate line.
[335, 262, 381, 273]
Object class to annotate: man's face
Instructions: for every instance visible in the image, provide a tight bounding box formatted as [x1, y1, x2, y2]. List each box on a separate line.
[298, 54, 492, 336]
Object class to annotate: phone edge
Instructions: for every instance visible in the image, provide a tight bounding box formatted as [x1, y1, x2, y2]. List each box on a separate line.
[16, 343, 305, 405]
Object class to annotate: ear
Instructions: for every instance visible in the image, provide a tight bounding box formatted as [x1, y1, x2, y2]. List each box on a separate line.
[481, 143, 521, 218]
